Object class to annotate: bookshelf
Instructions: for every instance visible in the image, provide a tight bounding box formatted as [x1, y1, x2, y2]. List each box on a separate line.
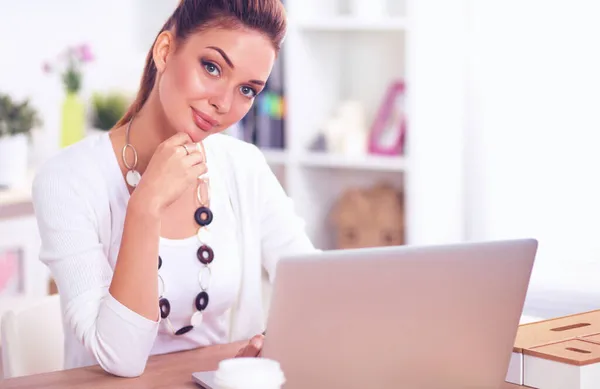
[247, 0, 410, 250]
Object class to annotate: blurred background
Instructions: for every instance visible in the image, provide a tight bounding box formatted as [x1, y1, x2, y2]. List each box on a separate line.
[1, 0, 600, 371]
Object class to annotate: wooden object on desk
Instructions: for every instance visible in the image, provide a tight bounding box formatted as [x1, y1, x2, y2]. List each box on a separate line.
[509, 310, 600, 388]
[1, 341, 245, 389]
[515, 310, 600, 352]
[1, 340, 527, 389]
[523, 339, 600, 389]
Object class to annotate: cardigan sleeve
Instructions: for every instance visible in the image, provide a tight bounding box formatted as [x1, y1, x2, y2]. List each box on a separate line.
[32, 162, 159, 378]
[255, 151, 319, 282]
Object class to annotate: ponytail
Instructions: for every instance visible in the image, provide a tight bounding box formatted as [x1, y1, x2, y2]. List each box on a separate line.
[115, 14, 178, 128]
[115, 49, 157, 127]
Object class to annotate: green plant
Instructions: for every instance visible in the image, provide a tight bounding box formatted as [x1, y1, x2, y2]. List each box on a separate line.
[91, 92, 130, 131]
[0, 93, 42, 138]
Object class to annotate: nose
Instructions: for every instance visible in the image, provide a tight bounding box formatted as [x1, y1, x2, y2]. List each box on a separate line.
[208, 86, 233, 115]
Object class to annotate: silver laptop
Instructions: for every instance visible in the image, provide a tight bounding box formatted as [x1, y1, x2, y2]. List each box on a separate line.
[194, 239, 537, 389]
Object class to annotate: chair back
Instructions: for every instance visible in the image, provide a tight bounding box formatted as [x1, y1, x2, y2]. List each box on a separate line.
[1, 294, 64, 378]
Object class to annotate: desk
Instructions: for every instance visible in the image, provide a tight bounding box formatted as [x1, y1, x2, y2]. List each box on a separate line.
[0, 342, 243, 389]
[1, 340, 527, 389]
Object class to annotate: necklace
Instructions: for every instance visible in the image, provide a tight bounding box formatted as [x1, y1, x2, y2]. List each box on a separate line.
[121, 117, 215, 336]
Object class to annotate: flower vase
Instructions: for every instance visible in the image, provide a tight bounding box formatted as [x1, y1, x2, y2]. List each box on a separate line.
[60, 92, 85, 148]
[0, 134, 28, 188]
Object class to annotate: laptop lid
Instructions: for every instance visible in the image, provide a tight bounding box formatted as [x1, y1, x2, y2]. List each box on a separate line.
[261, 239, 537, 389]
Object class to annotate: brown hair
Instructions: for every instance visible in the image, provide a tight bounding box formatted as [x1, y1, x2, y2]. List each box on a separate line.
[116, 0, 287, 127]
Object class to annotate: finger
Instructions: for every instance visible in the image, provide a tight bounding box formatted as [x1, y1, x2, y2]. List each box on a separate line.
[235, 347, 245, 358]
[251, 334, 265, 348]
[188, 162, 208, 179]
[239, 345, 258, 357]
[245, 335, 264, 357]
[163, 132, 193, 147]
[175, 143, 203, 159]
[183, 142, 203, 155]
[182, 152, 205, 166]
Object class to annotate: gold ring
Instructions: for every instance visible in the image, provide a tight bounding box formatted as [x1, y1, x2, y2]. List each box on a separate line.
[182, 144, 191, 155]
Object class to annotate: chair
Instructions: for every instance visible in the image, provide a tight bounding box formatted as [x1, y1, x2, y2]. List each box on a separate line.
[1, 294, 64, 378]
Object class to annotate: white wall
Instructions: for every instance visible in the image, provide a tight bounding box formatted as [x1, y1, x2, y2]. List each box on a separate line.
[466, 0, 600, 314]
[0, 0, 178, 164]
[407, 0, 600, 316]
[404, 0, 469, 245]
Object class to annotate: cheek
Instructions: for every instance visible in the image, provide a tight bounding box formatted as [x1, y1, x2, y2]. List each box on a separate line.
[225, 97, 254, 126]
[173, 62, 202, 96]
[159, 61, 204, 109]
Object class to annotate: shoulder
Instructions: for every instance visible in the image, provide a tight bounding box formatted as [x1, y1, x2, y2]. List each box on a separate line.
[206, 133, 265, 161]
[205, 133, 268, 174]
[32, 134, 108, 204]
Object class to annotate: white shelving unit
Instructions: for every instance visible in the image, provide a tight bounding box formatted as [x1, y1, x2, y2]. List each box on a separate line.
[298, 153, 406, 173]
[294, 16, 408, 32]
[260, 0, 410, 250]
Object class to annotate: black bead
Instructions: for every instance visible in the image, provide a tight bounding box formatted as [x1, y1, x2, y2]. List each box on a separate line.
[158, 256, 162, 270]
[175, 325, 194, 336]
[159, 298, 170, 319]
[194, 207, 213, 226]
[195, 291, 209, 311]
[197, 245, 214, 265]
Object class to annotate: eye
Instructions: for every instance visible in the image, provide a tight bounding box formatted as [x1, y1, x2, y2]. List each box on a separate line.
[201, 60, 220, 77]
[240, 85, 257, 98]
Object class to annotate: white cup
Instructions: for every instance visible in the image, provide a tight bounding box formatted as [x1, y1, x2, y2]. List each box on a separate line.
[214, 358, 285, 389]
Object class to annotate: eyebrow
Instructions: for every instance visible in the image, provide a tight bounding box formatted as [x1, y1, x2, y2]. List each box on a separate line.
[206, 46, 266, 87]
[207, 46, 234, 68]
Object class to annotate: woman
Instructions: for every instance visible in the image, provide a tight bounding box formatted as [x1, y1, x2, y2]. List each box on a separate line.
[32, 0, 315, 378]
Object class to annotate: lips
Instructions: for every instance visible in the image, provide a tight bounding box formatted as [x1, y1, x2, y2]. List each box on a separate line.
[191, 108, 218, 132]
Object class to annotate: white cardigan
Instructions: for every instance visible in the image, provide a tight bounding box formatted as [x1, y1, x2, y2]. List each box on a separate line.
[31, 132, 316, 377]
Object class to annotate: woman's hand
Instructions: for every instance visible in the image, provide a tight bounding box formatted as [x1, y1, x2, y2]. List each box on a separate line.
[235, 334, 265, 358]
[132, 132, 207, 215]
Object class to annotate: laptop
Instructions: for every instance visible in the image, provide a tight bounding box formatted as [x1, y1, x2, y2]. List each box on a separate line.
[194, 239, 537, 389]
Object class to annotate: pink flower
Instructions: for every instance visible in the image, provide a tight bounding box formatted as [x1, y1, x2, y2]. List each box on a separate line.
[78, 44, 94, 62]
[42, 62, 52, 73]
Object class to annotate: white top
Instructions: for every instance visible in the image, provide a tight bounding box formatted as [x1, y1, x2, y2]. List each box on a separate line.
[31, 132, 316, 377]
[155, 140, 241, 351]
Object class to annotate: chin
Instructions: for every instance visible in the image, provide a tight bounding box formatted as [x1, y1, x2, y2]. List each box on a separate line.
[185, 126, 210, 143]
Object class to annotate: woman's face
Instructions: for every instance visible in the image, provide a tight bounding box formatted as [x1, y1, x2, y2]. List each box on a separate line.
[154, 26, 276, 142]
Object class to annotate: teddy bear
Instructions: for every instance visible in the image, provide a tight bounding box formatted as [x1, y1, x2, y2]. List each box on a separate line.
[329, 182, 405, 250]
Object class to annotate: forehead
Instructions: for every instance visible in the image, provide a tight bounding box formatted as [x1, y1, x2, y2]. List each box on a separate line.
[182, 27, 276, 79]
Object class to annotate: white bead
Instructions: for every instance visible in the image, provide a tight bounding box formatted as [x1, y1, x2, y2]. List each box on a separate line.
[126, 170, 141, 187]
[197, 227, 211, 244]
[158, 275, 165, 298]
[191, 311, 203, 327]
[198, 267, 211, 291]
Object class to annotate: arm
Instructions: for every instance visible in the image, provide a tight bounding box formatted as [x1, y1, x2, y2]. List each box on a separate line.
[255, 152, 320, 281]
[109, 192, 161, 322]
[32, 167, 159, 378]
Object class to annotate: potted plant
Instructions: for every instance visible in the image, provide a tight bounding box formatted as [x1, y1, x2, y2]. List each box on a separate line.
[0, 93, 42, 188]
[89, 91, 130, 133]
[43, 44, 93, 148]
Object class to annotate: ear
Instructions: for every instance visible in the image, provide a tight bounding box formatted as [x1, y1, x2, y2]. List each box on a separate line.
[153, 31, 175, 74]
